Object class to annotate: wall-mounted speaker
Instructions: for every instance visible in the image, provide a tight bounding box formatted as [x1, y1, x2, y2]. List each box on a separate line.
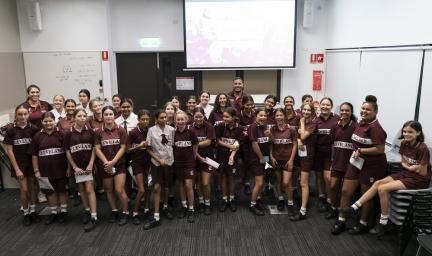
[27, 1, 43, 31]
[303, 0, 314, 29]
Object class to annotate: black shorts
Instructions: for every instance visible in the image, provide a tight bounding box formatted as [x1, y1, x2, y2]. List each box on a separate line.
[314, 151, 332, 172]
[11, 165, 35, 178]
[42, 177, 68, 195]
[131, 160, 151, 176]
[274, 160, 289, 172]
[150, 164, 174, 187]
[175, 166, 195, 181]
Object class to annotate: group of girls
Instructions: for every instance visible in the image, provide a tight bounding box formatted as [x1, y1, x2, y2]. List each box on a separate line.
[3, 79, 431, 236]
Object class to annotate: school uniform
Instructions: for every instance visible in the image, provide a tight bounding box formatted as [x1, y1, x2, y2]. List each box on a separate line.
[215, 123, 244, 176]
[64, 125, 95, 171]
[197, 104, 214, 120]
[3, 123, 39, 178]
[391, 140, 431, 189]
[298, 120, 317, 171]
[185, 112, 195, 125]
[29, 128, 68, 194]
[57, 116, 74, 133]
[330, 120, 357, 178]
[208, 110, 225, 127]
[128, 126, 151, 175]
[146, 124, 175, 187]
[271, 124, 297, 172]
[345, 119, 387, 185]
[314, 113, 339, 172]
[94, 125, 128, 179]
[21, 100, 53, 129]
[115, 113, 138, 134]
[86, 115, 104, 132]
[190, 121, 215, 173]
[173, 127, 198, 180]
[247, 123, 270, 176]
[227, 91, 246, 112]
[286, 110, 301, 130]
[265, 109, 276, 125]
[50, 109, 66, 124]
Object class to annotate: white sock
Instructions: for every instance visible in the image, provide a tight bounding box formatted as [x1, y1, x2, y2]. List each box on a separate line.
[278, 196, 284, 201]
[50, 207, 58, 214]
[188, 206, 194, 211]
[300, 207, 307, 215]
[379, 214, 389, 225]
[182, 200, 187, 208]
[91, 213, 97, 220]
[133, 212, 139, 217]
[250, 201, 256, 207]
[229, 195, 235, 201]
[60, 204, 68, 213]
[199, 197, 204, 204]
[23, 208, 30, 215]
[29, 204, 36, 213]
[287, 200, 294, 206]
[360, 219, 367, 226]
[222, 196, 228, 202]
[351, 201, 362, 210]
[338, 217, 346, 222]
[154, 213, 160, 221]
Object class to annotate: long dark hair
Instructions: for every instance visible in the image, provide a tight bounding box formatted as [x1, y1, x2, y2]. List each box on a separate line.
[398, 121, 425, 142]
[213, 93, 231, 113]
[340, 102, 357, 122]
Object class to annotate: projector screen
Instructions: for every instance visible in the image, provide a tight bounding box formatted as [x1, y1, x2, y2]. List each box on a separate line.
[184, 0, 297, 69]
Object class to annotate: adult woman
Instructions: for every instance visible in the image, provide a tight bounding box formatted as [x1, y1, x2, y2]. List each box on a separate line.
[290, 103, 317, 221]
[65, 109, 98, 232]
[50, 95, 66, 124]
[115, 98, 138, 134]
[4, 105, 40, 226]
[21, 84, 53, 129]
[78, 89, 91, 115]
[144, 110, 175, 230]
[112, 94, 122, 119]
[314, 97, 339, 213]
[57, 99, 76, 132]
[340, 121, 430, 235]
[30, 112, 68, 225]
[337, 95, 387, 234]
[197, 91, 214, 119]
[208, 93, 232, 126]
[94, 106, 129, 226]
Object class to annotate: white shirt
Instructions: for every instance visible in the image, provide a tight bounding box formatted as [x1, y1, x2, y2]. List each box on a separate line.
[146, 124, 175, 166]
[115, 113, 138, 134]
[77, 103, 92, 117]
[50, 109, 66, 124]
[197, 103, 214, 119]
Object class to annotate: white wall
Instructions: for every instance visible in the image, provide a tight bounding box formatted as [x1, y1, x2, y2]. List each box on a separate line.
[0, 0, 21, 52]
[327, 0, 432, 48]
[281, 0, 328, 107]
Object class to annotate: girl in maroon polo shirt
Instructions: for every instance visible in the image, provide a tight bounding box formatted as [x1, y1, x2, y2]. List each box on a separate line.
[190, 107, 216, 215]
[295, 94, 313, 115]
[216, 107, 243, 212]
[87, 98, 104, 131]
[328, 103, 357, 235]
[127, 109, 151, 225]
[338, 95, 387, 235]
[290, 103, 317, 221]
[174, 112, 198, 223]
[21, 84, 53, 129]
[171, 96, 181, 112]
[112, 94, 123, 119]
[263, 95, 277, 125]
[248, 108, 271, 216]
[4, 105, 40, 226]
[94, 106, 129, 226]
[239, 95, 255, 196]
[270, 108, 298, 215]
[78, 89, 91, 114]
[57, 99, 77, 132]
[65, 109, 98, 232]
[314, 97, 339, 213]
[284, 95, 300, 129]
[209, 93, 232, 126]
[341, 120, 430, 235]
[30, 112, 68, 225]
[185, 96, 197, 125]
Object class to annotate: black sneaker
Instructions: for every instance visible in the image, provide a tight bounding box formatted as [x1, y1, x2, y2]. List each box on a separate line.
[325, 208, 338, 219]
[132, 215, 141, 225]
[45, 213, 57, 225]
[348, 223, 368, 235]
[287, 205, 295, 216]
[228, 200, 237, 212]
[249, 205, 265, 216]
[243, 184, 252, 195]
[108, 211, 119, 223]
[262, 185, 271, 197]
[143, 218, 160, 230]
[30, 212, 41, 223]
[277, 199, 285, 211]
[338, 206, 357, 215]
[23, 214, 32, 226]
[84, 218, 98, 232]
[369, 222, 391, 235]
[197, 203, 205, 214]
[168, 196, 177, 208]
[290, 212, 307, 221]
[58, 212, 68, 223]
[178, 207, 187, 219]
[317, 197, 328, 212]
[204, 205, 212, 216]
[162, 207, 174, 220]
[187, 210, 195, 223]
[215, 190, 223, 201]
[256, 199, 266, 211]
[219, 201, 228, 212]
[81, 211, 91, 224]
[118, 212, 128, 226]
[73, 197, 82, 207]
[331, 220, 346, 235]
[144, 211, 152, 221]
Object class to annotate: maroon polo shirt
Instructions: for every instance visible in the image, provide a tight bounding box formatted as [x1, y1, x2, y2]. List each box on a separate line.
[95, 125, 128, 167]
[315, 113, 339, 152]
[190, 121, 215, 158]
[271, 124, 297, 160]
[29, 129, 67, 178]
[86, 115, 104, 132]
[300, 120, 317, 149]
[215, 123, 244, 161]
[227, 91, 246, 111]
[249, 122, 270, 158]
[399, 140, 431, 176]
[331, 120, 357, 172]
[128, 126, 150, 164]
[286, 110, 301, 129]
[351, 119, 387, 162]
[239, 109, 255, 127]
[64, 125, 94, 170]
[208, 110, 225, 126]
[265, 109, 276, 125]
[186, 112, 194, 125]
[3, 123, 39, 169]
[57, 116, 74, 132]
[21, 101, 53, 129]
[173, 127, 198, 168]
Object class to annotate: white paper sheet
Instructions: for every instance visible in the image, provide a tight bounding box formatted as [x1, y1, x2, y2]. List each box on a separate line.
[38, 177, 54, 190]
[350, 156, 365, 170]
[75, 173, 93, 183]
[205, 157, 220, 169]
[298, 146, 307, 157]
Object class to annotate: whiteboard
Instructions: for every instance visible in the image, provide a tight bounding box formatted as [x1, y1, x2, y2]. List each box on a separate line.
[23, 52, 103, 103]
[418, 50, 432, 146]
[325, 50, 423, 143]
